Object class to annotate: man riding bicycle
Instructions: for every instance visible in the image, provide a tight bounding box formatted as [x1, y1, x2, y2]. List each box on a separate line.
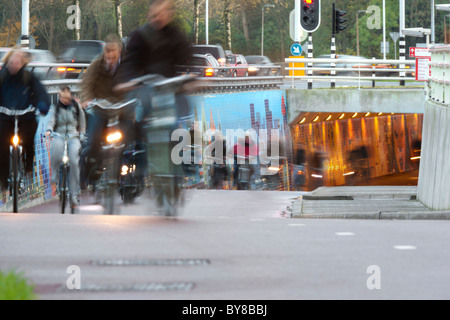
[113, 0, 193, 180]
[79, 34, 129, 189]
[0, 48, 50, 191]
[45, 86, 86, 209]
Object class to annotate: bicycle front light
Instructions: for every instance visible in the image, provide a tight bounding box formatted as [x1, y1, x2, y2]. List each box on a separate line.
[12, 135, 19, 147]
[106, 131, 122, 143]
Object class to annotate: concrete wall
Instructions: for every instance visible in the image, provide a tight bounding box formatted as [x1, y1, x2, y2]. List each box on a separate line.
[287, 88, 426, 124]
[417, 101, 450, 210]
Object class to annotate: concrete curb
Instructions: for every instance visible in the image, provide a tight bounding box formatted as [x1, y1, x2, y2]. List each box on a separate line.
[292, 210, 450, 220]
[287, 186, 450, 221]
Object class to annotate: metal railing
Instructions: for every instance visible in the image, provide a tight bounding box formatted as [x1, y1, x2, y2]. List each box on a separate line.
[284, 57, 418, 88]
[428, 45, 450, 105]
[0, 62, 283, 94]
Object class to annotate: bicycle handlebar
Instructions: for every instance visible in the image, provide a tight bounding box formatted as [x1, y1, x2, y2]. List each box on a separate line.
[88, 98, 138, 110]
[0, 106, 36, 117]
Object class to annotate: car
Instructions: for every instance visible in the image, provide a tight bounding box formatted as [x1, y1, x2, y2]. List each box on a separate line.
[226, 54, 248, 77]
[244, 55, 279, 76]
[191, 44, 228, 68]
[175, 53, 225, 78]
[27, 49, 57, 80]
[314, 54, 371, 76]
[57, 40, 105, 78]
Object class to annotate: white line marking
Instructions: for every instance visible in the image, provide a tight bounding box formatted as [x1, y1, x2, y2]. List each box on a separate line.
[394, 245, 416, 250]
[288, 224, 305, 227]
[335, 232, 355, 236]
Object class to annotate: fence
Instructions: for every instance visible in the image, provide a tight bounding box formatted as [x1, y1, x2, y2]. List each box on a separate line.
[284, 57, 418, 88]
[428, 45, 450, 105]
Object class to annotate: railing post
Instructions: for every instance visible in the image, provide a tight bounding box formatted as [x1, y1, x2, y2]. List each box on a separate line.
[371, 57, 376, 88]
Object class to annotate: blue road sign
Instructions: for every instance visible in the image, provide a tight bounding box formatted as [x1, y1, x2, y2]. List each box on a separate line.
[290, 43, 302, 56]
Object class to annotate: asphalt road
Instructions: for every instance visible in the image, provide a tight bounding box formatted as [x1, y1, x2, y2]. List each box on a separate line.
[1, 189, 450, 301]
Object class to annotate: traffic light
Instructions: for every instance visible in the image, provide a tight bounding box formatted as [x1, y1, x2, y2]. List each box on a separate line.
[333, 4, 347, 34]
[300, 0, 321, 33]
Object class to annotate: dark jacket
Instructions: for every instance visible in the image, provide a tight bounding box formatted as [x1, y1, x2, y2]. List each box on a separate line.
[114, 22, 192, 85]
[0, 67, 50, 117]
[81, 56, 124, 104]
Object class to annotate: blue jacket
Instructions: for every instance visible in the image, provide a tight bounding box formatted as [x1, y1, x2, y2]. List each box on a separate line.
[0, 67, 50, 117]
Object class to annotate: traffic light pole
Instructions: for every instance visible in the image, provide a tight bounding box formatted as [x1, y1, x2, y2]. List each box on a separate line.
[307, 32, 313, 90]
[331, 3, 336, 89]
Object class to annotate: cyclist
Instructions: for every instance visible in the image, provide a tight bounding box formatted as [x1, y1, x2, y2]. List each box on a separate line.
[113, 0, 193, 181]
[0, 48, 50, 190]
[45, 86, 86, 209]
[79, 34, 128, 188]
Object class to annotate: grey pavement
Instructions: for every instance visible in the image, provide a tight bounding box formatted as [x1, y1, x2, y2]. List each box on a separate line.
[2, 189, 450, 300]
[290, 186, 450, 220]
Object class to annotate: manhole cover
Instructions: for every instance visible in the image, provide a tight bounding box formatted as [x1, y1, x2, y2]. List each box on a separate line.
[60, 282, 195, 292]
[91, 258, 210, 267]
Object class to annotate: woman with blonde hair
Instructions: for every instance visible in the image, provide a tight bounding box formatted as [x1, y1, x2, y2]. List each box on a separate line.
[0, 48, 50, 189]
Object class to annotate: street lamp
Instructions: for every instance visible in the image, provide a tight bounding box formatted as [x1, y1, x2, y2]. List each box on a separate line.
[402, 28, 432, 47]
[356, 10, 367, 57]
[261, 4, 275, 56]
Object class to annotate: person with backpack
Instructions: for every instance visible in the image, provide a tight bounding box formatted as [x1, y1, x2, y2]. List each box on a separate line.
[0, 48, 50, 190]
[45, 86, 86, 209]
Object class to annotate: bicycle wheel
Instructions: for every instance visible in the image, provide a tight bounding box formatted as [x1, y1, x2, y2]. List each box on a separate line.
[103, 156, 120, 215]
[11, 146, 19, 213]
[60, 165, 68, 214]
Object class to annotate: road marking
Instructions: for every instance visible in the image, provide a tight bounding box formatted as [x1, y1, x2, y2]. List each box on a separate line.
[250, 218, 265, 222]
[288, 223, 305, 227]
[335, 232, 355, 236]
[394, 245, 416, 250]
[79, 205, 103, 212]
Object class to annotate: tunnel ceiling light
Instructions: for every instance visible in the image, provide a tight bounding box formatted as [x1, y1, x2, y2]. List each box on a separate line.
[339, 113, 345, 119]
[365, 112, 370, 117]
[326, 115, 332, 121]
[352, 113, 358, 118]
[300, 117, 306, 124]
[313, 116, 320, 122]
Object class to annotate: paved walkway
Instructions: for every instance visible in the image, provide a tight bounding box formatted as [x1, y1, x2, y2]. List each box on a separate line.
[289, 186, 450, 220]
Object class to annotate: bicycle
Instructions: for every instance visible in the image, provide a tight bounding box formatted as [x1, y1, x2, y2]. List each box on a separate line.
[133, 74, 195, 216]
[50, 132, 77, 214]
[86, 98, 137, 215]
[0, 106, 36, 213]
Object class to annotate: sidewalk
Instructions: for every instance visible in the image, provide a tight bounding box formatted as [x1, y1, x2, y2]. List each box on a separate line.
[289, 186, 450, 220]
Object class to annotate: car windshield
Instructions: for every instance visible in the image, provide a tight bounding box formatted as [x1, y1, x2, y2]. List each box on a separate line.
[192, 46, 225, 61]
[227, 56, 236, 64]
[188, 57, 208, 66]
[30, 51, 56, 63]
[59, 44, 103, 63]
[246, 56, 269, 64]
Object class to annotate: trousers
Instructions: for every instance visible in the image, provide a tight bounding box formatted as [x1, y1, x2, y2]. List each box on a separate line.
[50, 135, 81, 200]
